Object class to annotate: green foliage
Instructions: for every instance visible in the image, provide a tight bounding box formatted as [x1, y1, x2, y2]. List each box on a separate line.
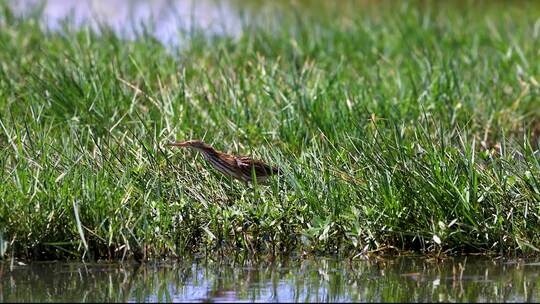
[0, 1, 539, 260]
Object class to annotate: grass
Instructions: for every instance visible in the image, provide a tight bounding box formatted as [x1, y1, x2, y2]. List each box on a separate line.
[0, 0, 539, 260]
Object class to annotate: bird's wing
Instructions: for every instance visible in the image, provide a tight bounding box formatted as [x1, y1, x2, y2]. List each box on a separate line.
[236, 156, 277, 176]
[235, 156, 255, 169]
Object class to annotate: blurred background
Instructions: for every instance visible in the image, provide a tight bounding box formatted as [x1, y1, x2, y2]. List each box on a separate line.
[8, 1, 535, 46]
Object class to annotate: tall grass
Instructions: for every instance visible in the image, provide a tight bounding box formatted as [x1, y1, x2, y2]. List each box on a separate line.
[0, 1, 539, 260]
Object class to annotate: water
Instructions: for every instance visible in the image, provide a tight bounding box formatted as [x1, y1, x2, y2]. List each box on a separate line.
[8, 0, 242, 45]
[1, 256, 539, 302]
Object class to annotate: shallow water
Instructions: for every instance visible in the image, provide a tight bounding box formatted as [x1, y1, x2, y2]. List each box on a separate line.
[9, 0, 242, 45]
[1, 256, 539, 302]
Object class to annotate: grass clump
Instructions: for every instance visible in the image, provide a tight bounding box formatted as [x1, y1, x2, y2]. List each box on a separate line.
[0, 1, 540, 260]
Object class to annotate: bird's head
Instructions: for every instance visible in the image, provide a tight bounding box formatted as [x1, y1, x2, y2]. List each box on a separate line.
[167, 140, 213, 151]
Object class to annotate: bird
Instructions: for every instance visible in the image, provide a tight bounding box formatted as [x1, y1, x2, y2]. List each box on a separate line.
[167, 140, 281, 184]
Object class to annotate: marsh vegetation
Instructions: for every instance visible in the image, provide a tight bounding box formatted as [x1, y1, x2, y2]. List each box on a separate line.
[0, 1, 539, 260]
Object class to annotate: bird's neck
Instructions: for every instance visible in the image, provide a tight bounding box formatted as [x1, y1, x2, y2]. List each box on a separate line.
[196, 146, 218, 158]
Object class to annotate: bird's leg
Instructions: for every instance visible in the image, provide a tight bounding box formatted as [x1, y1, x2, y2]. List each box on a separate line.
[228, 176, 234, 190]
[248, 168, 258, 200]
[225, 176, 236, 206]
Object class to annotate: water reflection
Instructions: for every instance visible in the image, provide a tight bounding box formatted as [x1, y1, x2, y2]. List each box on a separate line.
[1, 256, 539, 302]
[9, 0, 241, 45]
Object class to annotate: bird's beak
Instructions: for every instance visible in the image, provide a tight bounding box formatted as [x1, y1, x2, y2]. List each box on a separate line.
[166, 141, 189, 147]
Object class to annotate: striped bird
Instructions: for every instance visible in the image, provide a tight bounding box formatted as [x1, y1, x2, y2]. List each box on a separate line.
[167, 140, 280, 184]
